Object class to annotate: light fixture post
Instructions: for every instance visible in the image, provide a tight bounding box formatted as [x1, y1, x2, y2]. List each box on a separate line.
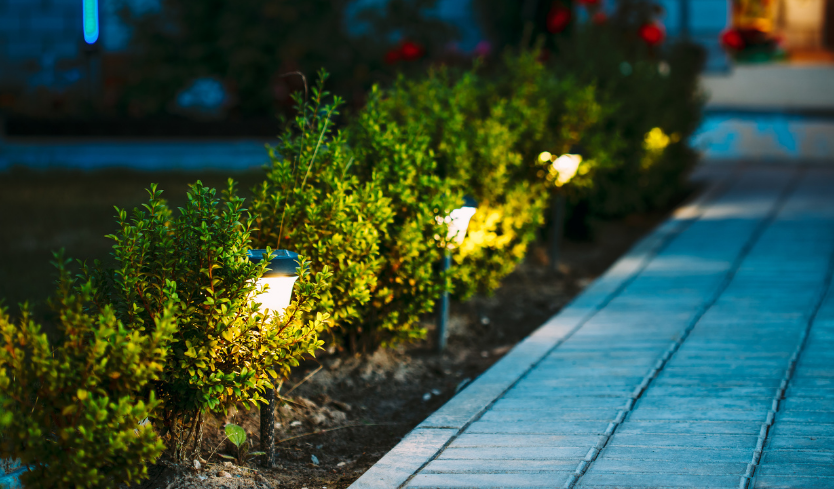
[436, 197, 477, 353]
[437, 250, 452, 352]
[549, 191, 566, 272]
[247, 249, 299, 468]
[260, 390, 278, 467]
[540, 153, 582, 273]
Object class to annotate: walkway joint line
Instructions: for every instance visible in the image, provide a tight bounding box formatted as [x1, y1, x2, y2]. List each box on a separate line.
[740, 199, 834, 489]
[566, 168, 805, 489]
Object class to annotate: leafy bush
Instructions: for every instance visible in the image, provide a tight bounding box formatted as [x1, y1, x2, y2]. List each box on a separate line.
[347, 84, 459, 348]
[82, 181, 331, 461]
[265, 55, 607, 348]
[0, 255, 175, 488]
[548, 1, 706, 220]
[362, 52, 604, 299]
[248, 73, 392, 350]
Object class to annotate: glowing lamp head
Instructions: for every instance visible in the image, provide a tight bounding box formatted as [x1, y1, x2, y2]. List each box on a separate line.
[439, 195, 478, 248]
[82, 0, 99, 44]
[247, 249, 299, 317]
[552, 154, 582, 186]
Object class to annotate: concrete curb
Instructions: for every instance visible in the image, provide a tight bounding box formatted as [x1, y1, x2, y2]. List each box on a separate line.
[348, 175, 731, 489]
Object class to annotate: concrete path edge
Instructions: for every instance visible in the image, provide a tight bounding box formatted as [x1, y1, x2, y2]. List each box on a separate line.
[348, 174, 732, 489]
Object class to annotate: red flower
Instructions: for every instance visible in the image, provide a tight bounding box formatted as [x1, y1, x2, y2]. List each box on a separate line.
[720, 29, 745, 50]
[473, 40, 492, 57]
[592, 11, 607, 24]
[638, 23, 665, 46]
[400, 41, 425, 61]
[384, 40, 425, 64]
[384, 48, 402, 65]
[546, 3, 571, 33]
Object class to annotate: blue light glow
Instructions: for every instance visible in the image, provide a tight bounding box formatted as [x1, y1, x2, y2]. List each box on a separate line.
[83, 0, 99, 44]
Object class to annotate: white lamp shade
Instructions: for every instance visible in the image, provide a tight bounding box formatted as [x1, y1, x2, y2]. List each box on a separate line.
[256, 275, 299, 316]
[247, 249, 300, 317]
[552, 154, 582, 186]
[446, 206, 477, 246]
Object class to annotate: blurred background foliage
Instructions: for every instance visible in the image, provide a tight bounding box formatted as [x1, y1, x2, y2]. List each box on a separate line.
[116, 0, 704, 213]
[115, 0, 459, 118]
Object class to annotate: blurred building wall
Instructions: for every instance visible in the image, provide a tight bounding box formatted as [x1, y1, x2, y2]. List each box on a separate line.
[0, 0, 152, 99]
[0, 0, 83, 89]
[781, 0, 827, 50]
[656, 0, 731, 71]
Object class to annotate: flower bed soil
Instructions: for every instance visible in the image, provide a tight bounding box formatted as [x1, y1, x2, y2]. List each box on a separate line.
[133, 212, 671, 489]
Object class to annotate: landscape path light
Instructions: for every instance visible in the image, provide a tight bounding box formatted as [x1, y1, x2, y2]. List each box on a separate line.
[437, 196, 477, 353]
[540, 152, 582, 272]
[247, 249, 300, 468]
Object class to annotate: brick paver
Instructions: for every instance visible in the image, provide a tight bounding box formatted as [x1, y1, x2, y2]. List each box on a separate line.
[350, 166, 834, 489]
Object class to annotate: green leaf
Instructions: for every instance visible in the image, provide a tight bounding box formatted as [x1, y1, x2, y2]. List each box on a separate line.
[225, 423, 246, 448]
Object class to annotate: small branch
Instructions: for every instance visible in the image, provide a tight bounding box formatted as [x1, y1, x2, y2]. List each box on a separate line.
[205, 435, 229, 464]
[278, 71, 308, 102]
[299, 106, 336, 191]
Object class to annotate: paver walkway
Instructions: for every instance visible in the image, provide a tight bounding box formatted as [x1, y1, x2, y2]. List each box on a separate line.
[351, 165, 834, 489]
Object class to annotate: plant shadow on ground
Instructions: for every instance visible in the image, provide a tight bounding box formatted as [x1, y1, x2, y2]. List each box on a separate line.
[0, 167, 689, 489]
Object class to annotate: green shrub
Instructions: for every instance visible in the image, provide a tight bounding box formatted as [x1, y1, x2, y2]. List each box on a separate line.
[549, 2, 706, 219]
[364, 52, 604, 299]
[0, 255, 175, 488]
[458, 52, 606, 294]
[82, 181, 331, 461]
[248, 73, 392, 349]
[348, 85, 460, 348]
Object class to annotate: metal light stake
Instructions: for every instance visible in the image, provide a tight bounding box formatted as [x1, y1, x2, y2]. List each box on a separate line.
[437, 251, 453, 352]
[247, 249, 299, 468]
[437, 197, 477, 353]
[540, 153, 582, 272]
[549, 192, 566, 272]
